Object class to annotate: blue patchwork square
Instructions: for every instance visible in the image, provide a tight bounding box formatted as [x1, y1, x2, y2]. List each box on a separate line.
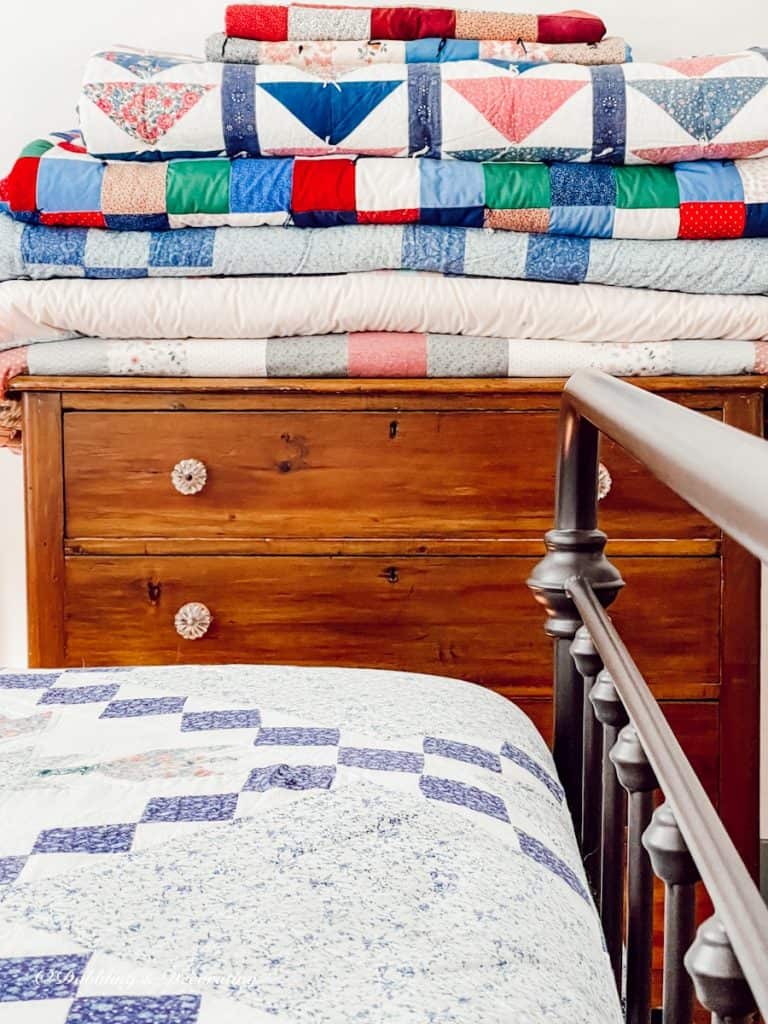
[410, 38, 479, 61]
[141, 793, 238, 823]
[244, 764, 336, 791]
[402, 224, 466, 274]
[420, 206, 484, 228]
[66, 994, 201, 1023]
[0, 672, 59, 689]
[104, 213, 170, 232]
[515, 828, 588, 901]
[525, 234, 590, 283]
[32, 824, 136, 854]
[254, 727, 340, 746]
[292, 210, 358, 228]
[337, 747, 424, 772]
[85, 268, 149, 279]
[0, 954, 90, 1001]
[0, 856, 27, 885]
[100, 697, 186, 719]
[501, 742, 564, 802]
[675, 160, 744, 203]
[549, 204, 614, 239]
[39, 684, 120, 705]
[181, 709, 261, 731]
[550, 162, 616, 206]
[420, 160, 484, 210]
[36, 158, 104, 213]
[744, 202, 768, 237]
[149, 229, 215, 268]
[21, 224, 87, 266]
[419, 776, 509, 822]
[423, 737, 501, 773]
[231, 158, 292, 213]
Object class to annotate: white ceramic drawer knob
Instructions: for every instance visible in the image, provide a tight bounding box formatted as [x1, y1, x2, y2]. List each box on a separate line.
[171, 458, 207, 495]
[174, 602, 212, 640]
[598, 462, 612, 501]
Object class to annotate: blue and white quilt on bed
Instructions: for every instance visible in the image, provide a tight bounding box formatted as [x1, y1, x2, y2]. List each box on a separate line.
[0, 664, 621, 1023]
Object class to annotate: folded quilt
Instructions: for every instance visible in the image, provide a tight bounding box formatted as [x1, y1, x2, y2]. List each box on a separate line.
[78, 48, 768, 163]
[4, 276, 768, 348]
[224, 4, 607, 43]
[9, 134, 768, 241]
[3, 216, 768, 295]
[3, 337, 765, 393]
[205, 34, 631, 71]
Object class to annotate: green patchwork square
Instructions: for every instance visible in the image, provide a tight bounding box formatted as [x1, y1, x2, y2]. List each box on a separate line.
[615, 166, 679, 210]
[21, 138, 55, 158]
[166, 159, 231, 215]
[483, 163, 551, 210]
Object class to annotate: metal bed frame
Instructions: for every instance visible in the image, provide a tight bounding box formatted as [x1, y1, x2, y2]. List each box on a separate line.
[528, 370, 768, 1024]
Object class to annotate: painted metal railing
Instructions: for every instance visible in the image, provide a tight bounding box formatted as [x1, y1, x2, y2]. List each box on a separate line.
[528, 369, 768, 1023]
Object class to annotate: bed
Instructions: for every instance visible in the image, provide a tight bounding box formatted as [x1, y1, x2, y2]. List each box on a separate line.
[0, 663, 620, 1023]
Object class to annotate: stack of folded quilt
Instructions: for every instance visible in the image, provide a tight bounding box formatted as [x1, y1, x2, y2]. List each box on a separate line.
[2, 4, 768, 450]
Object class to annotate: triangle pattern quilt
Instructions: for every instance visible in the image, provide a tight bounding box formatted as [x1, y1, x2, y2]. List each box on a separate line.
[447, 78, 588, 144]
[82, 82, 215, 145]
[96, 50, 198, 78]
[630, 78, 767, 142]
[259, 81, 403, 145]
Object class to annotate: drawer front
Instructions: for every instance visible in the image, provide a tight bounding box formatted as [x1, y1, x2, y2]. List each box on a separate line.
[63, 411, 716, 541]
[64, 555, 720, 694]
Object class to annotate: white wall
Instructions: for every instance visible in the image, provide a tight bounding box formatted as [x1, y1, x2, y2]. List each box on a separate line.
[1, 0, 768, 665]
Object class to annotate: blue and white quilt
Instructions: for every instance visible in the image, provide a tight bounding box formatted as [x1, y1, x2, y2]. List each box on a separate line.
[0, 664, 621, 1023]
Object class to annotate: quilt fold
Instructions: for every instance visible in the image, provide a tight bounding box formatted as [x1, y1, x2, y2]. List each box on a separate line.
[77, 48, 768, 163]
[7, 133, 768, 240]
[4, 276, 768, 348]
[204, 34, 631, 71]
[224, 4, 607, 43]
[3, 215, 768, 295]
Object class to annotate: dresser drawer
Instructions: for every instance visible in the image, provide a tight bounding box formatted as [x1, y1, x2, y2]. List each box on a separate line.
[63, 410, 715, 541]
[63, 554, 720, 695]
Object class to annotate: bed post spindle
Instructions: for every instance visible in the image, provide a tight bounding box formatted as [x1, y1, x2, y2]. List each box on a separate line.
[684, 917, 757, 1024]
[570, 625, 603, 890]
[527, 397, 623, 832]
[589, 669, 629, 986]
[612, 725, 659, 1024]
[643, 803, 700, 1024]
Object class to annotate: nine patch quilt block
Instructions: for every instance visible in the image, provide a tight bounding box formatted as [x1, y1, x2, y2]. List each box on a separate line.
[224, 4, 607, 43]
[77, 48, 768, 163]
[5, 131, 768, 239]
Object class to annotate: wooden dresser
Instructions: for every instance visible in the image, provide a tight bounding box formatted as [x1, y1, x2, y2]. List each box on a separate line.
[15, 374, 764, 873]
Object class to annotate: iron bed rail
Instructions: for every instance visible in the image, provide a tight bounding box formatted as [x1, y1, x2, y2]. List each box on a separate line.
[527, 369, 768, 1024]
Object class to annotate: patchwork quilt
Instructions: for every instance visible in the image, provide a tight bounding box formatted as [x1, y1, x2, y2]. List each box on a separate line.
[3, 334, 765, 451]
[3, 215, 768, 295]
[77, 48, 768, 163]
[3, 335, 766, 388]
[8, 133, 768, 240]
[205, 34, 631, 72]
[3, 276, 768, 349]
[224, 4, 608, 43]
[0, 664, 621, 1023]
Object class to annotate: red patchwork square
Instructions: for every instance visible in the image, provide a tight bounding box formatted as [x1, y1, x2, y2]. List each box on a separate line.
[679, 201, 746, 239]
[357, 208, 419, 224]
[292, 158, 356, 213]
[537, 12, 606, 44]
[226, 4, 288, 40]
[40, 211, 107, 228]
[8, 157, 39, 213]
[371, 6, 455, 39]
